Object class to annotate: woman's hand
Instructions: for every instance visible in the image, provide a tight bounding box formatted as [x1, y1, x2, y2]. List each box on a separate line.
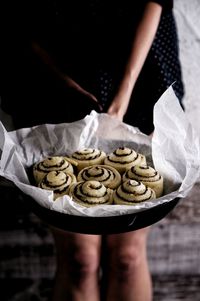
[65, 76, 103, 110]
[61, 73, 104, 112]
[107, 94, 129, 122]
[64, 75, 97, 102]
[107, 74, 136, 122]
[31, 41, 103, 111]
[63, 75, 103, 112]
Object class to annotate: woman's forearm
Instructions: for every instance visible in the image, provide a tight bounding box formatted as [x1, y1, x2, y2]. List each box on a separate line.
[122, 2, 162, 92]
[31, 41, 77, 87]
[31, 41, 99, 102]
[108, 2, 162, 118]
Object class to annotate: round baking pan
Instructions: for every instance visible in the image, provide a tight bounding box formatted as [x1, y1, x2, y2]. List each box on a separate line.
[0, 177, 180, 234]
[27, 195, 180, 234]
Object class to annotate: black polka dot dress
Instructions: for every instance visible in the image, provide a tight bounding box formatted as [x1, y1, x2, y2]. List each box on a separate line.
[85, 1, 184, 134]
[150, 11, 184, 103]
[124, 10, 184, 134]
[2, 0, 184, 135]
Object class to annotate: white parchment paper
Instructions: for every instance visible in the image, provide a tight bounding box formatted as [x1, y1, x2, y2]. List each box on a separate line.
[0, 86, 200, 217]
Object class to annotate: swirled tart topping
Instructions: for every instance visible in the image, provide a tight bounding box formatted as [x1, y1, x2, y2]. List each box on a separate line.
[77, 165, 121, 189]
[33, 156, 74, 183]
[123, 165, 163, 197]
[69, 180, 113, 207]
[113, 179, 156, 205]
[71, 148, 106, 171]
[109, 147, 138, 163]
[124, 165, 160, 181]
[38, 157, 70, 170]
[104, 147, 146, 174]
[39, 171, 76, 200]
[72, 148, 104, 160]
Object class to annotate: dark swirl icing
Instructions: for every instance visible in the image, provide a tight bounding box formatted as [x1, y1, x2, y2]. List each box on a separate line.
[104, 147, 146, 174]
[69, 180, 113, 207]
[77, 165, 121, 189]
[33, 156, 74, 183]
[123, 165, 163, 197]
[113, 179, 156, 205]
[39, 171, 76, 200]
[71, 148, 106, 171]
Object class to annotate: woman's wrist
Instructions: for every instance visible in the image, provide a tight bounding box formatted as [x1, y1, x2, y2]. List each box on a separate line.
[107, 95, 129, 121]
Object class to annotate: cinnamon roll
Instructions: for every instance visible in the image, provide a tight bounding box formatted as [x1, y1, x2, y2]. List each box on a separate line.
[77, 165, 121, 189]
[33, 156, 74, 184]
[113, 179, 156, 205]
[104, 147, 146, 174]
[39, 170, 76, 200]
[71, 148, 106, 171]
[69, 180, 113, 207]
[123, 165, 163, 197]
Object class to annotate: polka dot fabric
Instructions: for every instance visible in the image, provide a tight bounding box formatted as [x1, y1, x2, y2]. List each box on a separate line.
[21, 1, 184, 134]
[98, 69, 113, 108]
[150, 0, 173, 10]
[150, 12, 184, 102]
[91, 9, 184, 133]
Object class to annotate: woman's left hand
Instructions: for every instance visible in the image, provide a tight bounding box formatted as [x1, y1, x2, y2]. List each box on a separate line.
[106, 94, 130, 122]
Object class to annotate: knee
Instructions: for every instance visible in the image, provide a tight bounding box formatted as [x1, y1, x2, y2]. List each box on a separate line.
[116, 249, 143, 274]
[109, 243, 147, 279]
[70, 247, 100, 279]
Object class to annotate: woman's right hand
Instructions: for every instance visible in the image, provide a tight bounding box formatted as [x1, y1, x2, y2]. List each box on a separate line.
[64, 75, 103, 111]
[31, 41, 103, 112]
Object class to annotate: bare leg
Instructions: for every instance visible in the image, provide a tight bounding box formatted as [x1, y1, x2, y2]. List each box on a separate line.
[105, 227, 152, 301]
[51, 227, 102, 301]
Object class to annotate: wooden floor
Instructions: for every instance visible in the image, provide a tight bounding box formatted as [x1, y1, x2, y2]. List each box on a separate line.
[1, 266, 200, 299]
[2, 275, 200, 301]
[149, 180, 200, 301]
[153, 275, 200, 301]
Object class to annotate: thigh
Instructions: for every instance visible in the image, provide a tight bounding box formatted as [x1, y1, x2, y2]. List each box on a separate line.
[51, 227, 102, 267]
[106, 227, 150, 255]
[101, 228, 151, 284]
